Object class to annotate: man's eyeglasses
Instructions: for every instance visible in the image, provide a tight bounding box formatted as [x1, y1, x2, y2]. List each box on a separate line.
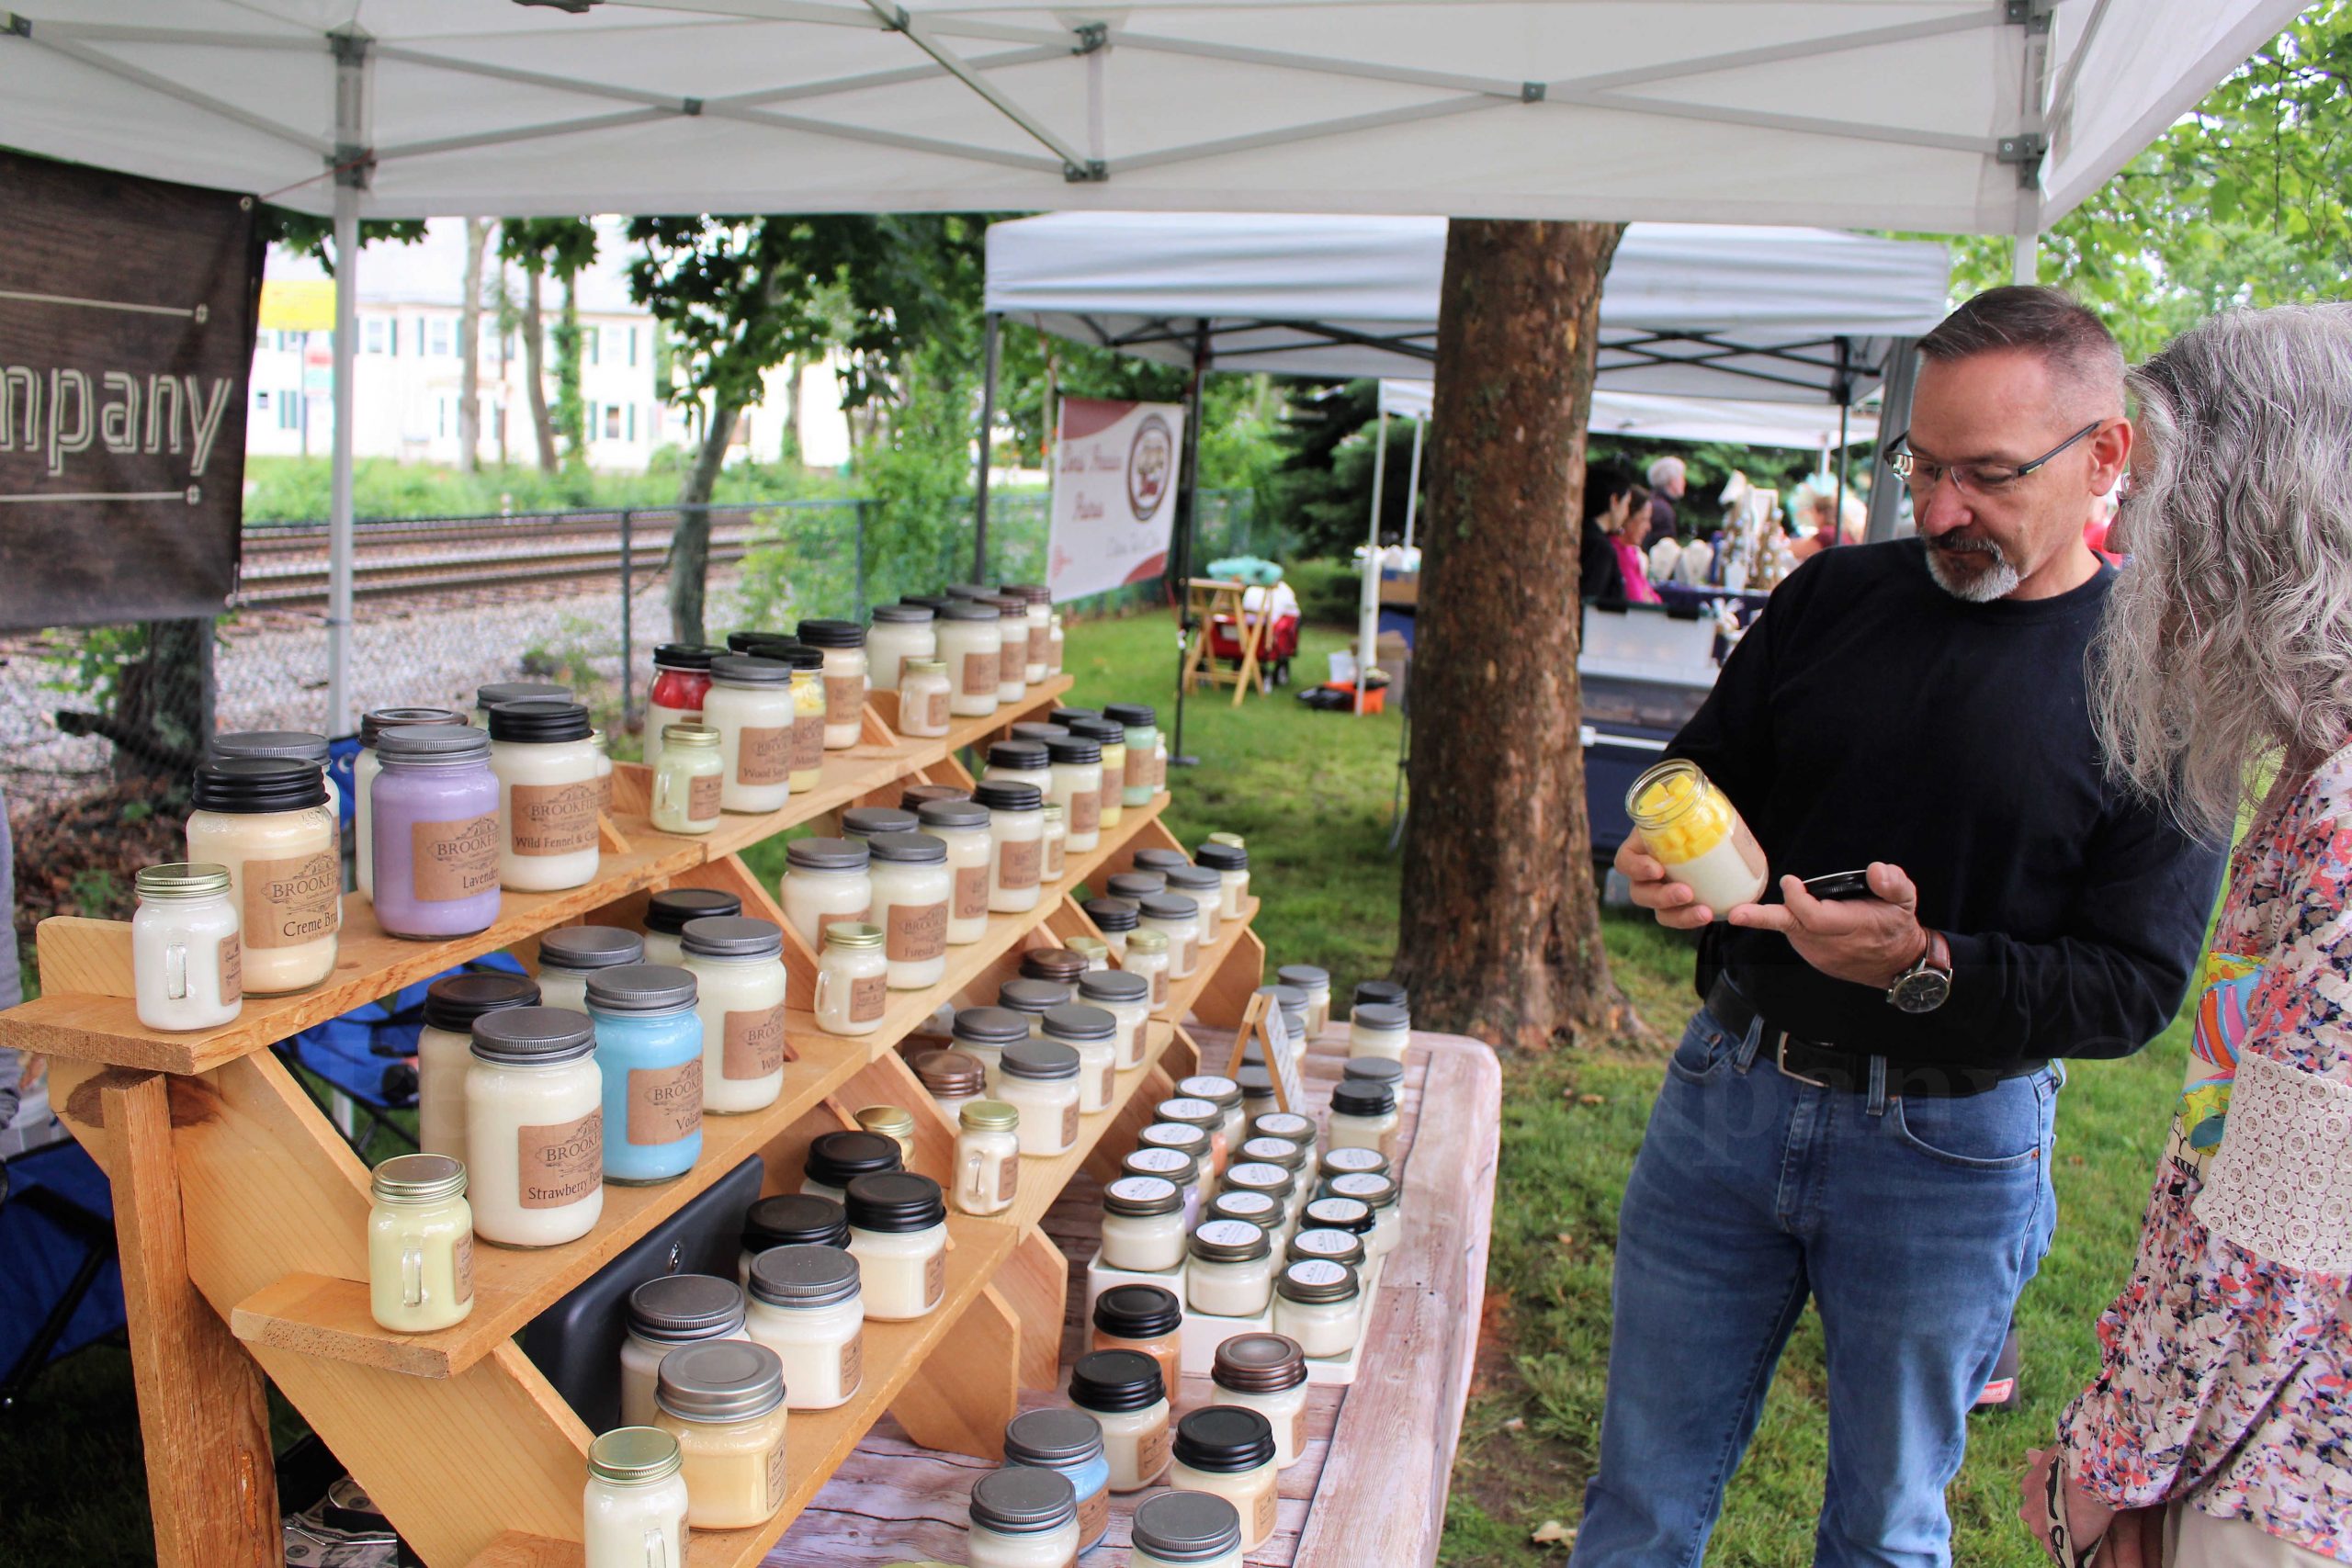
[1883, 420, 2105, 498]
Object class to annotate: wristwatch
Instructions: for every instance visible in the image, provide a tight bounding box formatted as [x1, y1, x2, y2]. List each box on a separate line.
[1887, 929, 1953, 1014]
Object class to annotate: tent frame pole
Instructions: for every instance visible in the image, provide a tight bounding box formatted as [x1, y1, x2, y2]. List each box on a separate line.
[326, 29, 368, 739]
[1168, 320, 1210, 767]
[973, 310, 1000, 581]
[1865, 339, 1919, 544]
[1356, 403, 1390, 716]
[1401, 411, 1425, 555]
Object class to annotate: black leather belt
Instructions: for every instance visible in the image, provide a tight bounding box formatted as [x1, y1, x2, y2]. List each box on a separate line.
[1703, 976, 2044, 1100]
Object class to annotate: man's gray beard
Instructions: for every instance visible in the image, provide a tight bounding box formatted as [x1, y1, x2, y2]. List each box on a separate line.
[1923, 537, 2021, 603]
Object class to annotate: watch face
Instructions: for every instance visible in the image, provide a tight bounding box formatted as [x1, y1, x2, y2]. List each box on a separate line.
[1892, 969, 1952, 1014]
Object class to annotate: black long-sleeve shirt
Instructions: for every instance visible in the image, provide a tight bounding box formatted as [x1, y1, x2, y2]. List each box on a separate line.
[1668, 539, 2225, 1068]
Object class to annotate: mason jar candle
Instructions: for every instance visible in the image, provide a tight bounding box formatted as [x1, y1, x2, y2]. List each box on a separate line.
[1084, 897, 1138, 957]
[417, 971, 540, 1159]
[952, 1099, 1021, 1216]
[987, 596, 1030, 703]
[1318, 1144, 1392, 1187]
[802, 1130, 903, 1206]
[1039, 803, 1068, 882]
[950, 1006, 1030, 1097]
[1091, 1282, 1184, 1399]
[1273, 1258, 1362, 1359]
[1238, 1066, 1280, 1129]
[1196, 840, 1251, 923]
[1105, 703, 1159, 807]
[741, 1191, 850, 1283]
[1069, 934, 1112, 972]
[1047, 611, 1066, 675]
[967, 1466, 1080, 1568]
[585, 965, 704, 1184]
[998, 1041, 1080, 1156]
[653, 1339, 790, 1529]
[1238, 1138, 1309, 1219]
[1099, 1175, 1186, 1272]
[485, 699, 602, 892]
[778, 648, 828, 794]
[915, 797, 992, 945]
[621, 1273, 750, 1428]
[977, 782, 1044, 913]
[701, 655, 796, 813]
[1131, 1490, 1245, 1568]
[936, 601, 1001, 716]
[1000, 582, 1052, 683]
[1210, 1333, 1310, 1471]
[638, 888, 738, 968]
[186, 759, 341, 995]
[1300, 1196, 1375, 1256]
[650, 722, 724, 835]
[1350, 1004, 1411, 1064]
[355, 706, 467, 899]
[1329, 1077, 1400, 1158]
[979, 739, 1052, 797]
[1043, 1005, 1119, 1114]
[1167, 866, 1225, 947]
[844, 1172, 949, 1321]
[746, 1244, 865, 1410]
[1139, 1121, 1216, 1196]
[1138, 896, 1202, 980]
[1002, 1406, 1111, 1552]
[1044, 735, 1103, 853]
[1068, 1348, 1170, 1493]
[815, 920, 888, 1035]
[914, 1049, 988, 1121]
[644, 642, 719, 773]
[1157, 1097, 1228, 1181]
[1287, 1227, 1366, 1273]
[1122, 928, 1170, 1007]
[897, 657, 952, 739]
[782, 837, 873, 951]
[1180, 1075, 1247, 1151]
[372, 725, 503, 941]
[866, 831, 950, 990]
[676, 917, 787, 1114]
[476, 680, 569, 729]
[367, 1153, 474, 1333]
[131, 863, 243, 1032]
[1278, 964, 1331, 1036]
[866, 602, 937, 693]
[1329, 1171, 1403, 1259]
[1187, 1220, 1274, 1317]
[997, 979, 1069, 1039]
[589, 728, 615, 818]
[1123, 1145, 1204, 1229]
[797, 618, 869, 749]
[856, 1104, 919, 1168]
[582, 1426, 690, 1568]
[1169, 1406, 1280, 1554]
[1253, 1111, 1320, 1165]
[532, 925, 643, 1015]
[1060, 718, 1121, 831]
[1075, 968, 1150, 1072]
[466, 1007, 604, 1248]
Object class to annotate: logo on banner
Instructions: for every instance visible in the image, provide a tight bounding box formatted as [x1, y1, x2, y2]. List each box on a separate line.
[1127, 415, 1174, 520]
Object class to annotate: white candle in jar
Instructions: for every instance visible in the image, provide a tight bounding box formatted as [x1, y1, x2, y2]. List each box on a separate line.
[485, 699, 603, 893]
[464, 1007, 604, 1248]
[185, 759, 340, 996]
[865, 603, 936, 692]
[744, 1244, 865, 1410]
[680, 917, 788, 1114]
[865, 831, 950, 989]
[583, 1427, 691, 1568]
[844, 1172, 948, 1322]
[915, 797, 992, 945]
[131, 863, 243, 1032]
[781, 836, 873, 952]
[702, 655, 797, 814]
[797, 618, 869, 750]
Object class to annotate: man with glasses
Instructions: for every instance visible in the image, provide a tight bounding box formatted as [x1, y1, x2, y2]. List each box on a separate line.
[1570, 288, 2224, 1568]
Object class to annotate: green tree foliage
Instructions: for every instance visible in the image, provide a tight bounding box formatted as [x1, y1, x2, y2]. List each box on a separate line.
[258, 207, 426, 272]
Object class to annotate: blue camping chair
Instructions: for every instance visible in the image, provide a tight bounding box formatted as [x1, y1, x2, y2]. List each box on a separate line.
[0, 1130, 124, 1411]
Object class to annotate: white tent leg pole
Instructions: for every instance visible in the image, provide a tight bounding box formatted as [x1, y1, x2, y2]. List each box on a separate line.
[1356, 408, 1389, 717]
[1400, 413, 1424, 555]
[328, 179, 357, 737]
[2012, 228, 2038, 286]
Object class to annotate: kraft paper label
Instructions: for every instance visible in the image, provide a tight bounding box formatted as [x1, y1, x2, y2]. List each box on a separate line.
[998, 1150, 1020, 1201]
[925, 689, 949, 730]
[851, 973, 888, 1022]
[1136, 1424, 1171, 1483]
[765, 1438, 789, 1513]
[1028, 623, 1051, 669]
[627, 1057, 703, 1145]
[823, 673, 865, 728]
[242, 850, 341, 950]
[1253, 1481, 1276, 1541]
[736, 725, 791, 788]
[790, 711, 824, 774]
[1045, 840, 1066, 879]
[887, 899, 947, 963]
[1130, 1021, 1148, 1061]
[998, 838, 1040, 891]
[954, 864, 989, 921]
[508, 780, 600, 858]
[516, 1108, 601, 1210]
[598, 767, 613, 816]
[452, 1230, 474, 1304]
[1061, 1100, 1080, 1146]
[1287, 1403, 1305, 1459]
[1069, 788, 1100, 834]
[688, 772, 722, 822]
[218, 931, 242, 1002]
[1182, 935, 1197, 975]
[841, 1330, 864, 1395]
[1150, 968, 1167, 1006]
[1100, 1058, 1117, 1107]
[411, 813, 499, 902]
[1077, 1484, 1110, 1548]
[724, 1006, 786, 1080]
[961, 649, 998, 695]
[1125, 748, 1149, 791]
[923, 1247, 945, 1308]
[817, 908, 871, 944]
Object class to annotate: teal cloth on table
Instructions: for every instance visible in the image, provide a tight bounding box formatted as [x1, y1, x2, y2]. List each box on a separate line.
[1205, 556, 1284, 586]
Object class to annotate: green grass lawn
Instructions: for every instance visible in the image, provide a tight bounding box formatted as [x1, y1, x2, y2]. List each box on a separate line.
[0, 610, 2189, 1567]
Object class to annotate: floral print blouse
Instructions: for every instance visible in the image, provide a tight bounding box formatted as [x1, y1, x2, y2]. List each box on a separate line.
[2060, 747, 2352, 1557]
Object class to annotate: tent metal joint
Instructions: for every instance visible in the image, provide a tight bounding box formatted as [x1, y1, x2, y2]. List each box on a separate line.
[2005, 0, 2057, 32]
[682, 96, 704, 115]
[1072, 22, 1108, 54]
[1065, 159, 1108, 182]
[3, 15, 28, 39]
[1997, 130, 2049, 184]
[1521, 81, 1545, 103]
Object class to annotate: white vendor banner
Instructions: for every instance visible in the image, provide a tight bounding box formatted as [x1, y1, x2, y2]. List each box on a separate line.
[1046, 397, 1186, 604]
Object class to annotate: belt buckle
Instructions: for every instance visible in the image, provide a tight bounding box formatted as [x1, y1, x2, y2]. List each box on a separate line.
[1774, 1032, 1831, 1089]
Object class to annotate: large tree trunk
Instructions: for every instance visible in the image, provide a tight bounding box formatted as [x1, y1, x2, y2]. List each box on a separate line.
[524, 267, 558, 473]
[1396, 219, 1633, 1050]
[669, 392, 743, 645]
[457, 219, 489, 474]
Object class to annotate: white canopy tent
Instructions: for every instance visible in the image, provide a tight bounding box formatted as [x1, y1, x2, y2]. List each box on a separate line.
[0, 0, 2300, 730]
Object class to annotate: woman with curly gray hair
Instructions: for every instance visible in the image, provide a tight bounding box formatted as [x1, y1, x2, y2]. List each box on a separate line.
[2020, 302, 2352, 1568]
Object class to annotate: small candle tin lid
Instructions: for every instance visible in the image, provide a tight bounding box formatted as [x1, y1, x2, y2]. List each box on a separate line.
[1189, 1218, 1271, 1264]
[652, 1339, 785, 1423]
[742, 1192, 850, 1253]
[628, 1273, 747, 1342]
[537, 925, 645, 973]
[586, 1426, 683, 1486]
[644, 887, 741, 934]
[749, 1243, 861, 1309]
[1171, 1404, 1276, 1473]
[469, 1006, 595, 1066]
[1131, 1491, 1243, 1563]
[1211, 1332, 1308, 1394]
[1276, 1257, 1360, 1305]
[968, 1466, 1077, 1535]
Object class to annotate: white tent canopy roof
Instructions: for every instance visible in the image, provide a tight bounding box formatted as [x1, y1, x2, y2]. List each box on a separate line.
[989, 212, 1953, 402]
[0, 1, 2301, 231]
[1377, 380, 1873, 451]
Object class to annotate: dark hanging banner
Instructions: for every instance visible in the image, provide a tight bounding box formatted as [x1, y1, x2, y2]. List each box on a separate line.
[0, 149, 260, 632]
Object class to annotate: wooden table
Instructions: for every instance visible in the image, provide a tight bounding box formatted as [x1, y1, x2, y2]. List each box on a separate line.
[762, 1025, 1501, 1567]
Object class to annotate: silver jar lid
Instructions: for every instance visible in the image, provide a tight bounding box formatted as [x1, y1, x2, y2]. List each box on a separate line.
[968, 1465, 1077, 1535]
[1075, 969, 1148, 1006]
[1189, 1218, 1271, 1263]
[1302, 1195, 1374, 1235]
[1208, 1190, 1280, 1229]
[585, 963, 699, 1014]
[1275, 1257, 1361, 1305]
[1130, 1491, 1242, 1562]
[1222, 1161, 1294, 1200]
[375, 723, 491, 763]
[1001, 1407, 1104, 1470]
[1239, 1136, 1306, 1170]
[1354, 1003, 1411, 1032]
[786, 836, 870, 872]
[1165, 865, 1221, 896]
[1277, 964, 1329, 991]
[537, 925, 645, 973]
[1122, 1146, 1197, 1185]
[1138, 1122, 1208, 1156]
[680, 916, 784, 959]
[1154, 1097, 1221, 1129]
[469, 1006, 596, 1066]
[586, 1427, 683, 1486]
[748, 1244, 862, 1309]
[1319, 1145, 1392, 1179]
[628, 1274, 748, 1343]
[842, 806, 919, 840]
[652, 1338, 786, 1423]
[1000, 1040, 1080, 1082]
[1252, 1111, 1317, 1145]
[1041, 1003, 1116, 1043]
[998, 978, 1071, 1016]
[1329, 1171, 1399, 1210]
[1137, 893, 1199, 922]
[369, 1153, 467, 1204]
[209, 728, 329, 766]
[867, 830, 946, 864]
[1105, 871, 1166, 900]
[952, 1006, 1032, 1047]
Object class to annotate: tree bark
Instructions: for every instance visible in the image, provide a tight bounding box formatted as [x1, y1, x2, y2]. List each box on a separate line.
[1396, 218, 1634, 1051]
[523, 267, 558, 473]
[668, 391, 743, 645]
[457, 219, 489, 474]
[779, 353, 802, 463]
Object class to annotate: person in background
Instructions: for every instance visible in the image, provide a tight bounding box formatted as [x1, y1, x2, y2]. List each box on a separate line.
[1648, 455, 1688, 544]
[1790, 486, 1868, 564]
[2022, 303, 2352, 1568]
[1613, 485, 1664, 604]
[1580, 459, 1640, 604]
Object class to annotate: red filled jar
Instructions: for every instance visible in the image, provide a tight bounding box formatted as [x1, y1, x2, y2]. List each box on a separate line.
[646, 643, 719, 771]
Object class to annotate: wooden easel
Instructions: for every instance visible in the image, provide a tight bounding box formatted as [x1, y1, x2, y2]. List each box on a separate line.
[1179, 577, 1265, 706]
[1220, 987, 1306, 1112]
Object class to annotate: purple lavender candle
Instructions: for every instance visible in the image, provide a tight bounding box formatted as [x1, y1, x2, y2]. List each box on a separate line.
[372, 725, 502, 939]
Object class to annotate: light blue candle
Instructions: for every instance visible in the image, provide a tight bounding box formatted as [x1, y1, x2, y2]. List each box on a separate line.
[585, 964, 704, 1184]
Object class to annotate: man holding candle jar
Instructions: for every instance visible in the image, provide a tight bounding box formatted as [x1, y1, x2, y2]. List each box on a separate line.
[1573, 288, 2226, 1568]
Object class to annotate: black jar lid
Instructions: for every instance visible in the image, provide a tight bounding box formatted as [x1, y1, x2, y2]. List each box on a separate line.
[1172, 1405, 1276, 1473]
[1082, 897, 1139, 932]
[1132, 848, 1192, 873]
[1189, 1218, 1271, 1264]
[654, 1339, 785, 1424]
[903, 784, 973, 813]
[871, 602, 934, 624]
[1000, 1040, 1080, 1082]
[786, 836, 869, 873]
[707, 653, 792, 686]
[1105, 872, 1165, 901]
[997, 978, 1070, 1016]
[1340, 1056, 1404, 1089]
[1021, 947, 1090, 983]
[968, 1466, 1077, 1535]
[645, 887, 741, 935]
[1302, 1195, 1374, 1235]
[477, 680, 570, 710]
[1069, 1348, 1165, 1413]
[1076, 969, 1148, 1006]
[915, 796, 990, 830]
[1354, 978, 1408, 1010]
[1009, 724, 1069, 749]
[866, 830, 946, 866]
[1046, 706, 1101, 728]
[1046, 735, 1102, 765]
[585, 963, 698, 1014]
[805, 1129, 903, 1189]
[1003, 1406, 1105, 1470]
[1276, 1257, 1361, 1305]
[1277, 964, 1329, 990]
[651, 642, 721, 670]
[984, 739, 1048, 772]
[972, 780, 1043, 813]
[1237, 1066, 1275, 1100]
[191, 757, 325, 814]
[1165, 865, 1222, 896]
[360, 706, 468, 747]
[1102, 1174, 1183, 1218]
[770, 642, 825, 671]
[1103, 702, 1158, 728]
[999, 581, 1049, 604]
[628, 1273, 746, 1342]
[1211, 1332, 1308, 1394]
[486, 697, 593, 743]
[1177, 1074, 1240, 1109]
[538, 925, 645, 972]
[1131, 1492, 1243, 1563]
[376, 723, 491, 764]
[748, 1243, 861, 1309]
[1287, 1226, 1367, 1269]
[843, 1171, 945, 1233]
[1193, 840, 1249, 871]
[422, 972, 540, 1033]
[1092, 1281, 1182, 1340]
[741, 1192, 850, 1253]
[952, 1005, 1032, 1047]
[469, 1005, 596, 1066]
[1262, 982, 1309, 1013]
[842, 807, 919, 841]
[1069, 716, 1125, 748]
[1138, 893, 1200, 923]
[796, 617, 865, 649]
[724, 631, 790, 655]
[938, 600, 999, 621]
[1332, 1079, 1397, 1118]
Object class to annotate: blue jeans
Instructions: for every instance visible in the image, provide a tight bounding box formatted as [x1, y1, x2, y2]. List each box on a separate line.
[1569, 1004, 2059, 1568]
